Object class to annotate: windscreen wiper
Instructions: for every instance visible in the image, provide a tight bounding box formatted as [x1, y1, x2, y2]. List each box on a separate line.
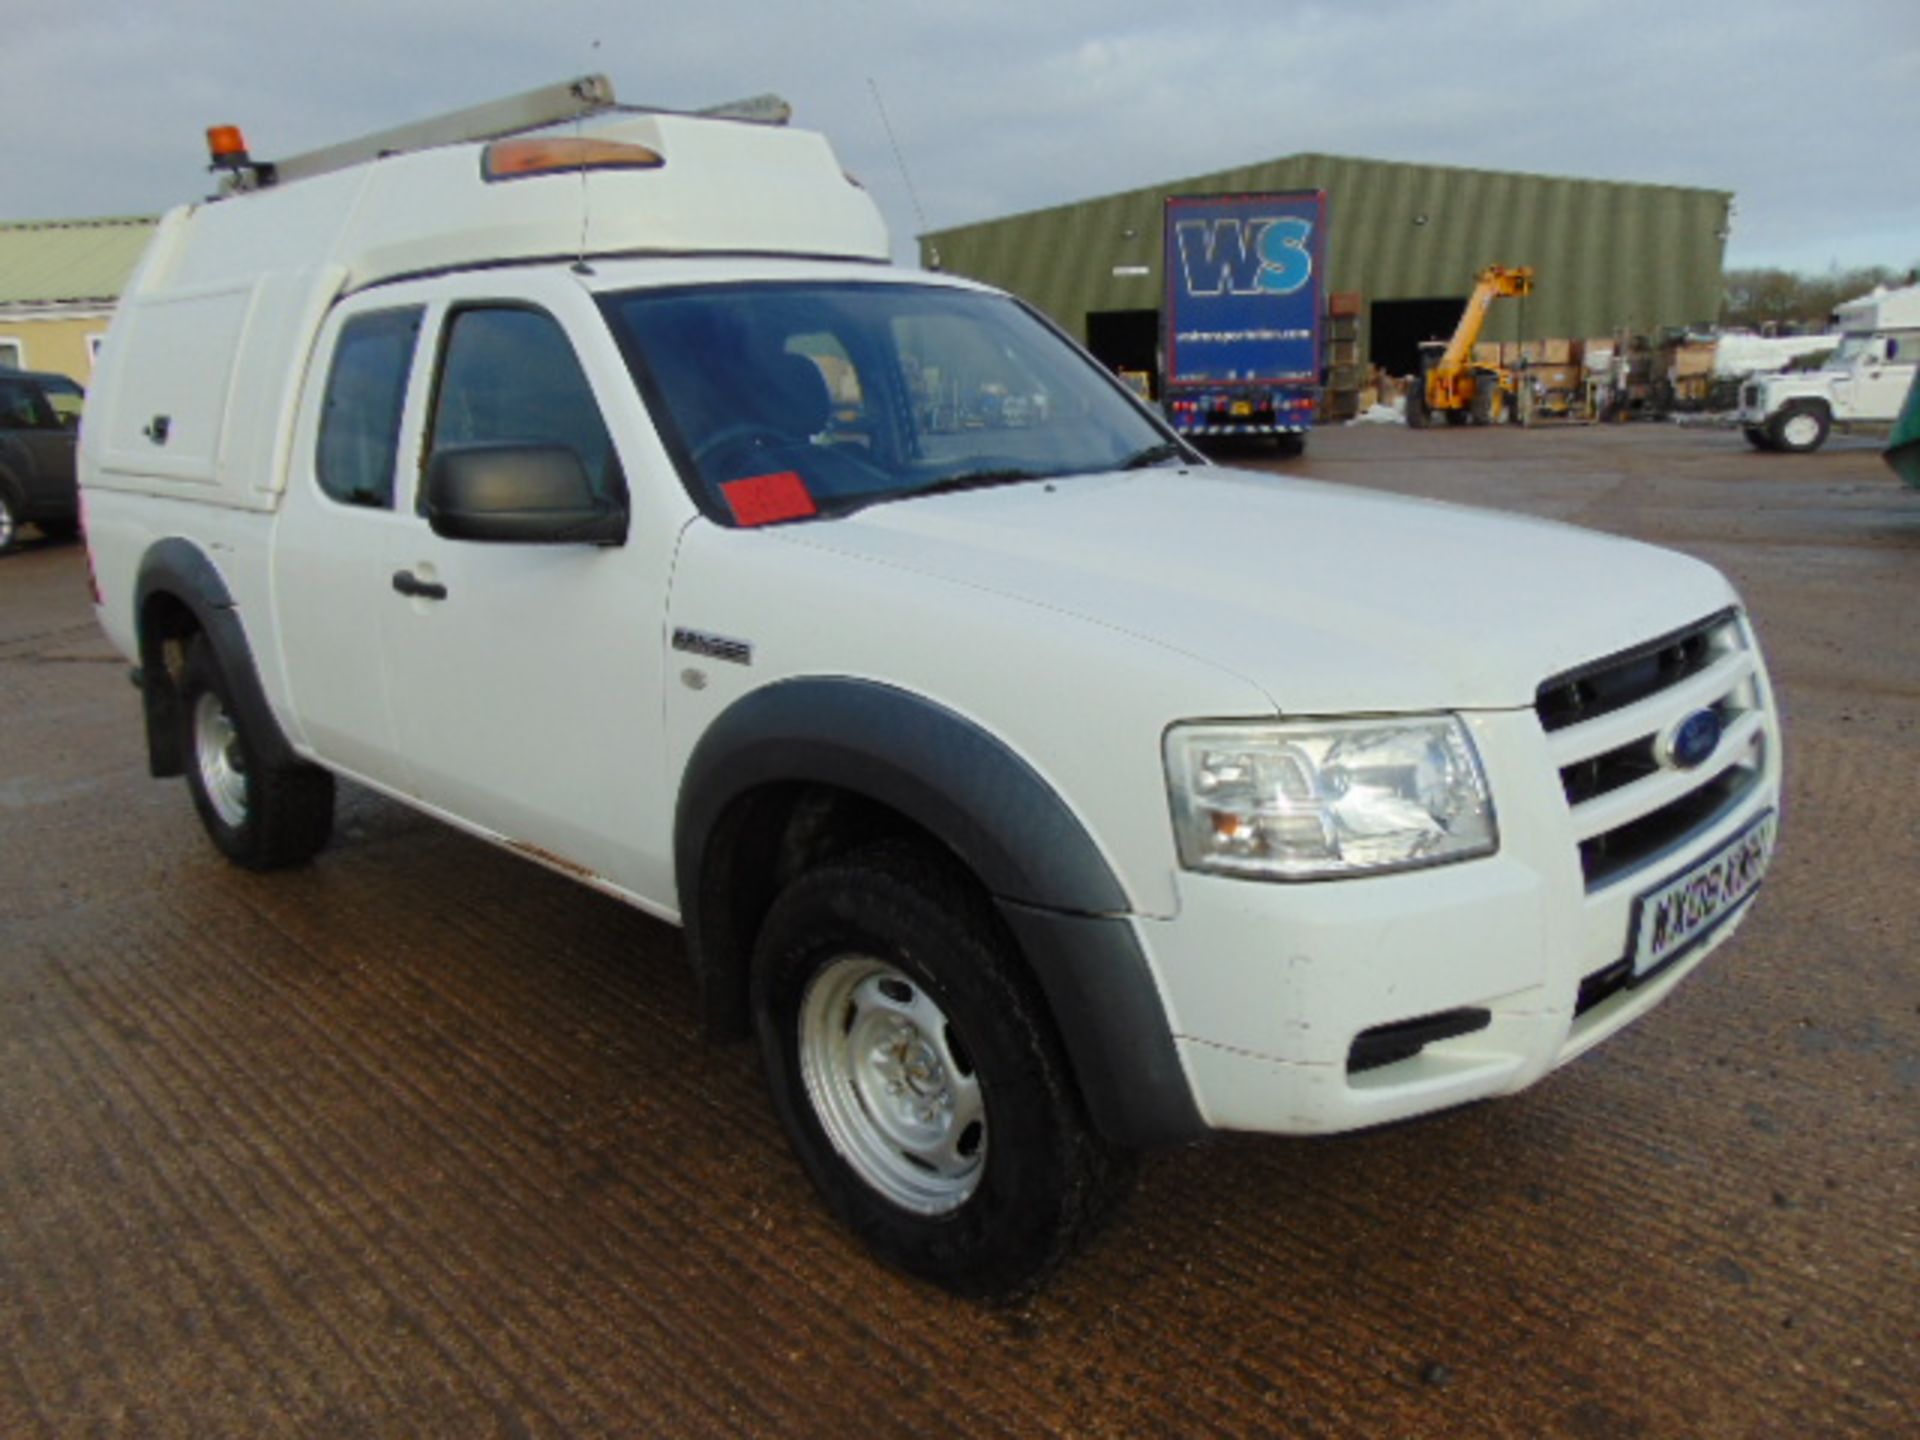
[1119, 441, 1189, 469]
[821, 467, 1049, 518]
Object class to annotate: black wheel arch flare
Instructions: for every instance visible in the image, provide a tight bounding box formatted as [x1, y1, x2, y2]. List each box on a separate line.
[675, 676, 1206, 1146]
[133, 538, 297, 779]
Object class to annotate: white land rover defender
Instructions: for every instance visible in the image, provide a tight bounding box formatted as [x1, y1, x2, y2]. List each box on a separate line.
[80, 79, 1783, 1296]
[1738, 281, 1920, 452]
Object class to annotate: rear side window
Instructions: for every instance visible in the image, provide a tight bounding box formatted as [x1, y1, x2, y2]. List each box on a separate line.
[317, 308, 422, 508]
[426, 307, 621, 507]
[0, 378, 55, 430]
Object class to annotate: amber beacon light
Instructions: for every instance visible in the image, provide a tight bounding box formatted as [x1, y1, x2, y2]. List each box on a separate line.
[206, 125, 252, 171]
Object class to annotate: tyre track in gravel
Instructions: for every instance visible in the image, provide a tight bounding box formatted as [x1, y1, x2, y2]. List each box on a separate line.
[13, 919, 567, 1432]
[176, 864, 991, 1434]
[4, 425, 1917, 1436]
[15, 856, 1024, 1434]
[38, 900, 766, 1436]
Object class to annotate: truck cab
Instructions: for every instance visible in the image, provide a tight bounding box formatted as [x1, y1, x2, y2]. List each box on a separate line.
[1739, 282, 1920, 452]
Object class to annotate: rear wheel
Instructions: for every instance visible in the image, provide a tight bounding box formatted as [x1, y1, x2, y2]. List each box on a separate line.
[1470, 372, 1503, 426]
[751, 843, 1132, 1298]
[180, 635, 335, 870]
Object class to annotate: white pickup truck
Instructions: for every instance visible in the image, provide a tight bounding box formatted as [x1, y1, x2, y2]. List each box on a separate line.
[80, 80, 1782, 1296]
[1739, 281, 1920, 452]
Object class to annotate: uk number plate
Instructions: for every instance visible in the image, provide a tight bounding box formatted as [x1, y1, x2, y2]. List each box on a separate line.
[1630, 812, 1775, 975]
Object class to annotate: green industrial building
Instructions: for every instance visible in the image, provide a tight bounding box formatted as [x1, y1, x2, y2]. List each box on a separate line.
[919, 154, 1731, 379]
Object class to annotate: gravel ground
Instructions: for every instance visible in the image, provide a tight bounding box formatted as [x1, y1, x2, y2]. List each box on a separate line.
[1, 420, 1914, 1438]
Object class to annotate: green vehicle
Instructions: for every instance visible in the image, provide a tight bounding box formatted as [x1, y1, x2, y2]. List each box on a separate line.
[1887, 371, 1920, 488]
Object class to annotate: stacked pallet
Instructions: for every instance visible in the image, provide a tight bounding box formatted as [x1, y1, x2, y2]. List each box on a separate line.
[1323, 292, 1363, 421]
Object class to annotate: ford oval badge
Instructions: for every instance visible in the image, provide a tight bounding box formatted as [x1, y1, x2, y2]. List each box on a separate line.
[1663, 708, 1723, 770]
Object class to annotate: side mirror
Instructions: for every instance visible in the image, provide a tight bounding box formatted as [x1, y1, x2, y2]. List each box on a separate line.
[424, 444, 627, 545]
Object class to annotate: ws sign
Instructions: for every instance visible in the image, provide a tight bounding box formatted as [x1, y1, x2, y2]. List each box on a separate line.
[1164, 191, 1326, 385]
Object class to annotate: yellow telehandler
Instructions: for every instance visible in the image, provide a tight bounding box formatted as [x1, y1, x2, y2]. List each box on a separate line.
[1405, 264, 1534, 427]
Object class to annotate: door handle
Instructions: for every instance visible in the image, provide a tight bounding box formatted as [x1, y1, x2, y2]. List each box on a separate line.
[391, 569, 448, 601]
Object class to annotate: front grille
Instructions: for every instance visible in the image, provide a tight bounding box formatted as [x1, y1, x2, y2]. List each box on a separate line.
[1538, 610, 1769, 892]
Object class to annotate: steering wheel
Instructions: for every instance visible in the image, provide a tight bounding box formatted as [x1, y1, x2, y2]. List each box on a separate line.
[692, 422, 795, 468]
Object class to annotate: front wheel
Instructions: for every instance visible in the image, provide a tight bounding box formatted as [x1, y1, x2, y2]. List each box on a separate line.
[180, 636, 335, 870]
[751, 844, 1133, 1298]
[1768, 403, 1830, 453]
[1405, 376, 1429, 429]
[1470, 372, 1503, 426]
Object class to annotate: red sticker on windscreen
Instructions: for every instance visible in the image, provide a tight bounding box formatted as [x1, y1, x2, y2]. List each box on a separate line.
[722, 471, 818, 527]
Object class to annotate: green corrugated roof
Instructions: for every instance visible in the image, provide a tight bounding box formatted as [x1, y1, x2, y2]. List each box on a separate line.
[922, 153, 1733, 349]
[0, 217, 158, 307]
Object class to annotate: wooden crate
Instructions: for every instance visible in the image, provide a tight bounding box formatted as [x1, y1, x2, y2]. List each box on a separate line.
[1670, 342, 1716, 378]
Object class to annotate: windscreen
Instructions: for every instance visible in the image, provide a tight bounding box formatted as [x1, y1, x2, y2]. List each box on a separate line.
[600, 282, 1180, 524]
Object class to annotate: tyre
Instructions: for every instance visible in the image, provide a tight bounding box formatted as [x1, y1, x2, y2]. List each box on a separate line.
[1742, 425, 1774, 452]
[751, 843, 1133, 1298]
[1405, 377, 1429, 429]
[0, 486, 17, 554]
[1470, 373, 1502, 426]
[180, 635, 335, 870]
[1768, 402, 1830, 454]
[35, 517, 81, 542]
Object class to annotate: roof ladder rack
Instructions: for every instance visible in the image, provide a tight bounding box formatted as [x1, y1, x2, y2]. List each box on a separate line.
[220, 76, 797, 194]
[267, 75, 620, 186]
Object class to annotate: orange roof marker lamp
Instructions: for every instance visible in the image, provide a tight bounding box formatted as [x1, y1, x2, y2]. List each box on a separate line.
[481, 136, 663, 182]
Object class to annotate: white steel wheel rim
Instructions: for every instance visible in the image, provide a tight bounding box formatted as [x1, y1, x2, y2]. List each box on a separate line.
[0, 497, 14, 549]
[1782, 413, 1819, 448]
[797, 955, 987, 1216]
[193, 690, 249, 829]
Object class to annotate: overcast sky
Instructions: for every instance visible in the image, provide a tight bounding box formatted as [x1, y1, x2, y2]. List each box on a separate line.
[7, 0, 1917, 277]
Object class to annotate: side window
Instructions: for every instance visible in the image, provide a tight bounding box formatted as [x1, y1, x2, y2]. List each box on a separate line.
[317, 307, 422, 508]
[426, 307, 621, 508]
[0, 380, 33, 429]
[40, 380, 84, 428]
[0, 379, 57, 430]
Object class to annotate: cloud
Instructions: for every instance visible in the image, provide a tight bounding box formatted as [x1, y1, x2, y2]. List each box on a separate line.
[3, 0, 1915, 271]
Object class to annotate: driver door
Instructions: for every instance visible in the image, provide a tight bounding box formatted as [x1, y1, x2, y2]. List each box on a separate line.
[377, 285, 677, 899]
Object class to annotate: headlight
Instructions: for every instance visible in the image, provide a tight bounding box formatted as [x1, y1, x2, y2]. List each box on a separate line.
[1164, 715, 1497, 879]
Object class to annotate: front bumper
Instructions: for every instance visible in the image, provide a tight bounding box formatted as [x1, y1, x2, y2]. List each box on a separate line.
[1132, 649, 1782, 1136]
